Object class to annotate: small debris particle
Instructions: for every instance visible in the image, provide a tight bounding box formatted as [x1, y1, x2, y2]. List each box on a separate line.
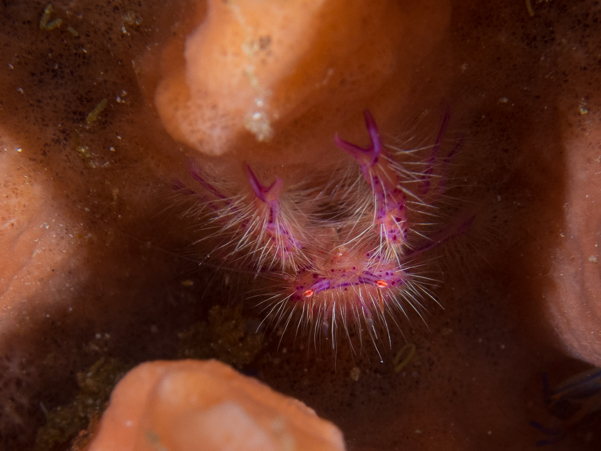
[67, 26, 79, 36]
[16, 147, 22, 153]
[589, 255, 598, 263]
[122, 12, 136, 24]
[349, 367, 361, 381]
[17, 87, 23, 94]
[76, 145, 95, 168]
[39, 4, 53, 29]
[86, 98, 108, 124]
[393, 343, 416, 373]
[73, 130, 98, 168]
[181, 279, 194, 287]
[526, 0, 535, 17]
[46, 18, 62, 30]
[40, 4, 63, 31]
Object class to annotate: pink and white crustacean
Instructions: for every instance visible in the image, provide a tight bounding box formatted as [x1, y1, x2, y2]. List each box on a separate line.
[176, 109, 465, 354]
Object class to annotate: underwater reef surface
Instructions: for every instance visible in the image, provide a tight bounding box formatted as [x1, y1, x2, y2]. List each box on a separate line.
[1, 0, 601, 449]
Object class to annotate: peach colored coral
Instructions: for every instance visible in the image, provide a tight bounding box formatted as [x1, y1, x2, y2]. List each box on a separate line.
[88, 360, 345, 451]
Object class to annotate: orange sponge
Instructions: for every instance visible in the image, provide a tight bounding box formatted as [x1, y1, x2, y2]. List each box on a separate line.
[154, 0, 450, 157]
[88, 360, 345, 451]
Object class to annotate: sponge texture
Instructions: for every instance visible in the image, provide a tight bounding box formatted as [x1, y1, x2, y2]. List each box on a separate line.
[154, 0, 450, 157]
[89, 360, 345, 451]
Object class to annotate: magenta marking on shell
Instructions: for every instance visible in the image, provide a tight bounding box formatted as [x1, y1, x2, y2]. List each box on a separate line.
[289, 264, 408, 303]
[335, 110, 409, 248]
[244, 163, 283, 203]
[334, 109, 382, 170]
[243, 163, 305, 270]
